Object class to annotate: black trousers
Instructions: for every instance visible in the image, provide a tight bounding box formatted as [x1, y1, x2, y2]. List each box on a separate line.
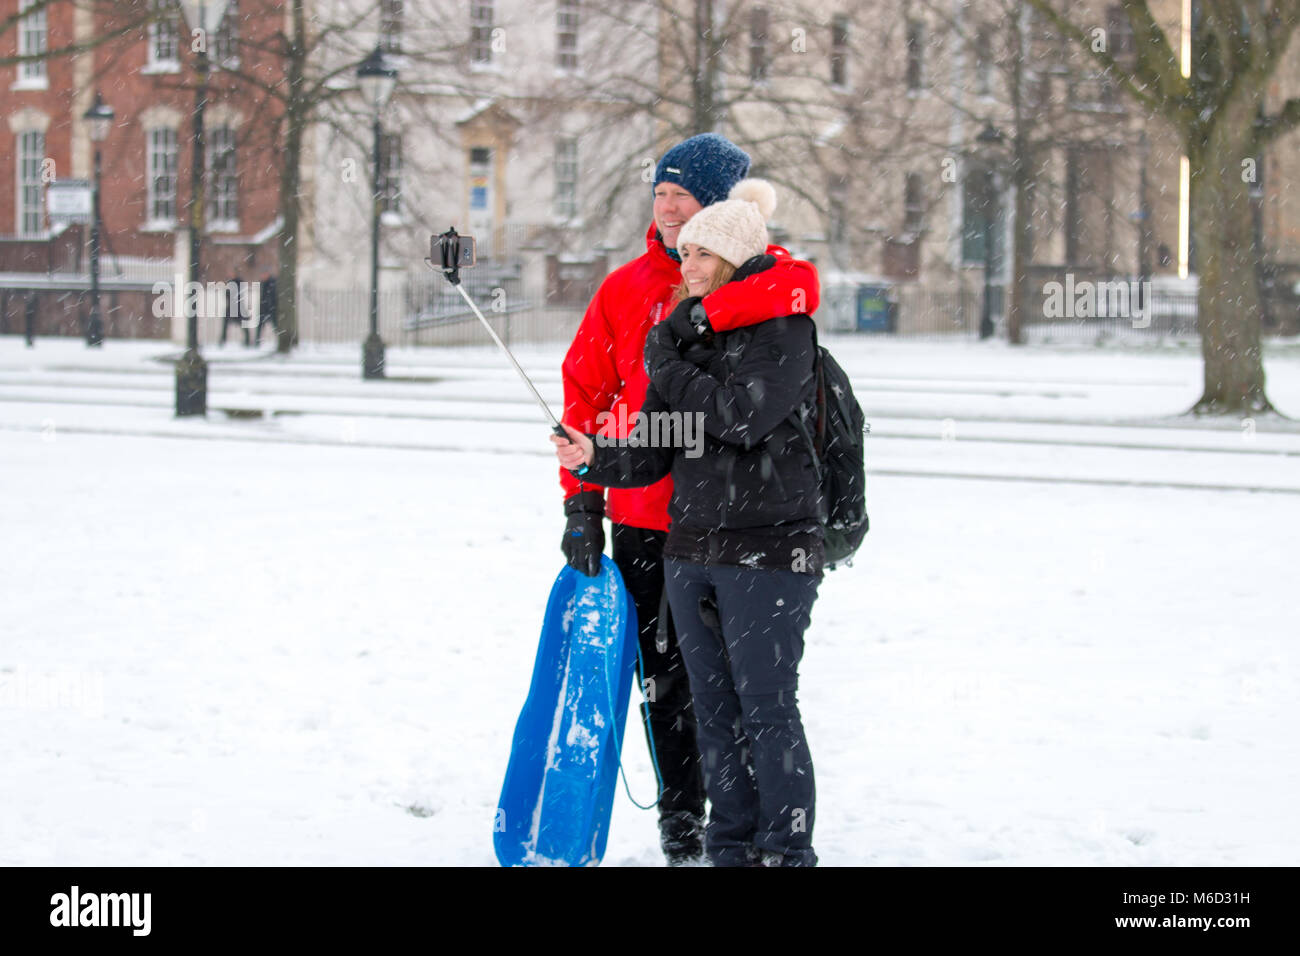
[220, 315, 249, 346]
[610, 524, 706, 821]
[664, 558, 819, 866]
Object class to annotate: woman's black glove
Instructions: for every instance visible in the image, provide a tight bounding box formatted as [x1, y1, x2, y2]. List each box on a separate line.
[561, 490, 605, 577]
[644, 320, 683, 381]
[665, 296, 711, 345]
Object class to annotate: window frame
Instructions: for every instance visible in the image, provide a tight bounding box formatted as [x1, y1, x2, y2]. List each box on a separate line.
[17, 130, 46, 236]
[749, 6, 769, 83]
[212, 0, 241, 68]
[470, 0, 494, 66]
[146, 2, 181, 74]
[906, 19, 924, 93]
[556, 0, 579, 72]
[830, 14, 849, 89]
[554, 136, 578, 221]
[206, 125, 239, 231]
[16, 0, 48, 87]
[378, 132, 403, 219]
[146, 126, 180, 229]
[381, 0, 403, 55]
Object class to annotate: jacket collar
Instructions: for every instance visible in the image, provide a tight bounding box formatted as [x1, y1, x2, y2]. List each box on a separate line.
[644, 221, 682, 269]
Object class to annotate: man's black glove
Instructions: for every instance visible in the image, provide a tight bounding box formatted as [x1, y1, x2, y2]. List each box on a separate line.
[562, 490, 605, 577]
[665, 296, 710, 346]
[644, 320, 683, 381]
[731, 253, 777, 282]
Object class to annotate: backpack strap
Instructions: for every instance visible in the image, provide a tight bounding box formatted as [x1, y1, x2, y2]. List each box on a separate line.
[785, 319, 825, 477]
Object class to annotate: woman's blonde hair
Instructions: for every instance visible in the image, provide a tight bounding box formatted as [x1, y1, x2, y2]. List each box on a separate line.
[672, 247, 736, 303]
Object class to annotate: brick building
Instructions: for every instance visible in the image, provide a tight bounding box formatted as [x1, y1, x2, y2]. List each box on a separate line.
[1, 0, 284, 340]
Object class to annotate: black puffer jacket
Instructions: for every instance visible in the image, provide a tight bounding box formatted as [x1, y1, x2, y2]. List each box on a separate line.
[582, 307, 824, 572]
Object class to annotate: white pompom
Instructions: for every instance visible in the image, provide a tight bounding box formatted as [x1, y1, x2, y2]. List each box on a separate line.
[727, 178, 777, 221]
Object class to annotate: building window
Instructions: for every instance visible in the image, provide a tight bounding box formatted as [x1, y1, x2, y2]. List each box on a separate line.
[17, 131, 45, 236]
[962, 167, 1002, 268]
[380, 0, 403, 54]
[470, 1, 493, 64]
[147, 127, 179, 225]
[1106, 5, 1134, 59]
[212, 0, 240, 66]
[749, 7, 769, 82]
[207, 126, 238, 228]
[556, 0, 579, 71]
[828, 178, 847, 247]
[379, 133, 402, 215]
[903, 172, 923, 233]
[906, 20, 923, 92]
[830, 14, 848, 88]
[554, 137, 578, 219]
[148, 0, 180, 70]
[18, 0, 47, 84]
[975, 27, 992, 97]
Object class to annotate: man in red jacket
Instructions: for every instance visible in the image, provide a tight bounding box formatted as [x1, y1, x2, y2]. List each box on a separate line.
[559, 133, 820, 865]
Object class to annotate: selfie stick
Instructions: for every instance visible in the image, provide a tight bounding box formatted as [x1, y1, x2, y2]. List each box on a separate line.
[429, 228, 588, 476]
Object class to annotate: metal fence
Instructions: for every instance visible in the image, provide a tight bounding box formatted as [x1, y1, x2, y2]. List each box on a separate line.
[298, 274, 585, 347]
[884, 282, 1203, 342]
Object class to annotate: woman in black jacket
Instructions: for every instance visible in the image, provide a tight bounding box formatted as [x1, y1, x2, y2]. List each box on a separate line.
[553, 179, 823, 867]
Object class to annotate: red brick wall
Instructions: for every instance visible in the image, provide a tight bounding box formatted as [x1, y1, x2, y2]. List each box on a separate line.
[2, 1, 285, 279]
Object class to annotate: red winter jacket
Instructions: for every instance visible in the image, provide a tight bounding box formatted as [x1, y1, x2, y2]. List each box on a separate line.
[560, 222, 821, 531]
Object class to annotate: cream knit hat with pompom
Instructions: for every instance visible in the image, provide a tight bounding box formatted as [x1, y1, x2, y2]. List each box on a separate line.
[676, 178, 777, 268]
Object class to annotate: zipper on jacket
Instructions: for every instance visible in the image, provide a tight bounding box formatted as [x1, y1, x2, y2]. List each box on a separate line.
[761, 434, 788, 500]
[720, 447, 737, 525]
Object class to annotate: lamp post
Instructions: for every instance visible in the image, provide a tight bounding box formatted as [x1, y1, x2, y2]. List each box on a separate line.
[976, 122, 1004, 341]
[84, 92, 113, 347]
[175, 0, 229, 416]
[357, 45, 397, 380]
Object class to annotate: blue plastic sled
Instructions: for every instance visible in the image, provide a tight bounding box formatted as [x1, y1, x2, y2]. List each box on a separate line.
[494, 555, 639, 867]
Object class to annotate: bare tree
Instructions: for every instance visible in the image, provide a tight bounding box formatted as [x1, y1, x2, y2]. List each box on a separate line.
[1026, 0, 1300, 415]
[0, 0, 155, 69]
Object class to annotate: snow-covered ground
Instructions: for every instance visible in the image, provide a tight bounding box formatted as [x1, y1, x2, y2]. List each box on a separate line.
[1, 335, 1297, 866]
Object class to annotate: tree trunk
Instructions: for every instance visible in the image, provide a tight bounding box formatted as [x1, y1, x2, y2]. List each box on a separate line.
[691, 0, 716, 134]
[276, 108, 302, 354]
[1189, 98, 1272, 415]
[275, 0, 307, 355]
[1007, 11, 1027, 346]
[1008, 158, 1031, 346]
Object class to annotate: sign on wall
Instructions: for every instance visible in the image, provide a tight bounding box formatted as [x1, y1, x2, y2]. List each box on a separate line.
[46, 180, 93, 224]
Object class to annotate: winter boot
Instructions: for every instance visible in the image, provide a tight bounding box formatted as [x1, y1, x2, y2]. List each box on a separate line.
[660, 810, 705, 866]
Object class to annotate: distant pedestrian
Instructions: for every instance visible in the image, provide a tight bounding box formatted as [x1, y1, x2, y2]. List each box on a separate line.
[256, 274, 278, 346]
[219, 274, 249, 346]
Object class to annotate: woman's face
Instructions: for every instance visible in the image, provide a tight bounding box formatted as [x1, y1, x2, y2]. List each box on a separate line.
[679, 243, 721, 295]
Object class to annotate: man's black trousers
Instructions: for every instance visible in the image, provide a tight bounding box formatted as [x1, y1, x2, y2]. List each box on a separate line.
[610, 524, 706, 822]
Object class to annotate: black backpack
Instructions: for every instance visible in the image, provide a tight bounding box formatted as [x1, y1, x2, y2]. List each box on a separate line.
[789, 329, 869, 569]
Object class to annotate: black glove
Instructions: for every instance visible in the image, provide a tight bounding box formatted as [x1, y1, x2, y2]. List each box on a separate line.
[731, 253, 777, 282]
[665, 296, 710, 345]
[681, 339, 717, 367]
[562, 490, 605, 577]
[643, 320, 683, 381]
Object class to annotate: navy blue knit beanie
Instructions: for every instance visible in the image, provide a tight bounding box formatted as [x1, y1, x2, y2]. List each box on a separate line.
[652, 133, 752, 209]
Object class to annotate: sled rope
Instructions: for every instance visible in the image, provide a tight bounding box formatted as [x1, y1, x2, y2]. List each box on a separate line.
[607, 636, 664, 811]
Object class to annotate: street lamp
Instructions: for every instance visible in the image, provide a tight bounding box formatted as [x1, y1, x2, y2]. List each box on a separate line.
[84, 92, 114, 348]
[975, 122, 1004, 341]
[175, 0, 230, 416]
[357, 45, 397, 380]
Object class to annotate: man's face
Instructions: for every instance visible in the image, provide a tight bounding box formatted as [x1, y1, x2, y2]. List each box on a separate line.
[653, 183, 703, 251]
